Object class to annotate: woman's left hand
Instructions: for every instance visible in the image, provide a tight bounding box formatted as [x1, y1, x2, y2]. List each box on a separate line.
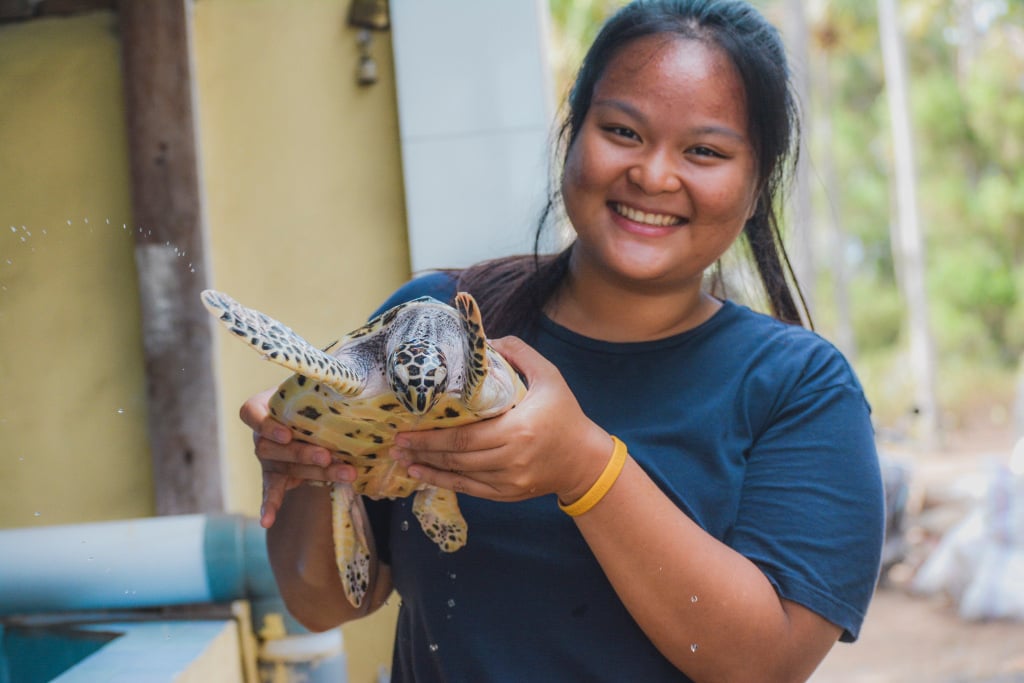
[390, 336, 612, 504]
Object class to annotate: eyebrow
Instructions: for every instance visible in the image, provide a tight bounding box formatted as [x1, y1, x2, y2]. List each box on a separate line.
[591, 98, 747, 142]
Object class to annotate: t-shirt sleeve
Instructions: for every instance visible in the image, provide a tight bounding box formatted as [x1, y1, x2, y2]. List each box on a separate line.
[727, 344, 885, 642]
[362, 271, 459, 567]
[369, 271, 458, 316]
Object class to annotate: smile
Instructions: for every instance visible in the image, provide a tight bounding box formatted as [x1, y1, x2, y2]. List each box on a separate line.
[611, 203, 684, 227]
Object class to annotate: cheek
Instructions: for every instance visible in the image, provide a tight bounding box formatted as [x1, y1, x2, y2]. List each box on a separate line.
[560, 145, 590, 225]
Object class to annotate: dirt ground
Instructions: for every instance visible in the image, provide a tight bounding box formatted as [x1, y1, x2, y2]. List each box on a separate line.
[811, 428, 1024, 683]
[811, 588, 1024, 682]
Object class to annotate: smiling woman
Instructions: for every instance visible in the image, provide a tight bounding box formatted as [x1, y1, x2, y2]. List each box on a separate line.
[239, 2, 885, 682]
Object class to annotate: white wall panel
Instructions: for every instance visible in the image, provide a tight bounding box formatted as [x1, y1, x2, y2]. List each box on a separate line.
[391, 0, 554, 271]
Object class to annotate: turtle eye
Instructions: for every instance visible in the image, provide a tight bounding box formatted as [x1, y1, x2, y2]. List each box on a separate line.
[428, 366, 448, 392]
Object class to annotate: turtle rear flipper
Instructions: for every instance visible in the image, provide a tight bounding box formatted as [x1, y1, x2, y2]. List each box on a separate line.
[201, 289, 366, 395]
[412, 487, 467, 552]
[331, 484, 372, 608]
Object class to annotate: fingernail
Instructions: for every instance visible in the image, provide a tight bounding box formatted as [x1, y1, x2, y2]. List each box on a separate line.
[272, 427, 290, 443]
[391, 447, 410, 464]
[330, 466, 355, 483]
[408, 466, 422, 480]
[394, 435, 410, 448]
[314, 449, 332, 467]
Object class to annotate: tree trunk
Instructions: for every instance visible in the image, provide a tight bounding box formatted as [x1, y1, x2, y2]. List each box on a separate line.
[876, 0, 940, 443]
[818, 52, 857, 360]
[784, 0, 816, 316]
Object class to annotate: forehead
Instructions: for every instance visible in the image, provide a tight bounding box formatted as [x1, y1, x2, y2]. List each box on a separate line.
[592, 34, 748, 129]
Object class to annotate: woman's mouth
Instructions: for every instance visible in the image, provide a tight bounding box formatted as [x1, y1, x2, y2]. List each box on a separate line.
[610, 202, 685, 227]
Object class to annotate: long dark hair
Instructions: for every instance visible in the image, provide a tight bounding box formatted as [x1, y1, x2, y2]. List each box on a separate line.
[457, 0, 809, 337]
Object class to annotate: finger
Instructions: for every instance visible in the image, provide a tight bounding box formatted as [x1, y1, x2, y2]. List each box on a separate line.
[262, 457, 355, 484]
[490, 336, 559, 386]
[241, 388, 295, 445]
[406, 463, 501, 500]
[260, 470, 293, 528]
[394, 415, 503, 455]
[256, 435, 333, 468]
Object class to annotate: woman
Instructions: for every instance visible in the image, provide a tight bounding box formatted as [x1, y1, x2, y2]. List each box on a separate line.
[243, 1, 885, 680]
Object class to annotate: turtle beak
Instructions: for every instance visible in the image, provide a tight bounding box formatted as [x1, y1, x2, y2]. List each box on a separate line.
[410, 365, 446, 415]
[388, 349, 447, 416]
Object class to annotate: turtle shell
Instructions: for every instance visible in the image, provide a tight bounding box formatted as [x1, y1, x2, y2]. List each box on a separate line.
[201, 288, 527, 606]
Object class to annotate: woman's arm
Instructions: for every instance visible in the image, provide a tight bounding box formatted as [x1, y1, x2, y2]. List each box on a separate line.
[393, 337, 850, 682]
[241, 391, 393, 631]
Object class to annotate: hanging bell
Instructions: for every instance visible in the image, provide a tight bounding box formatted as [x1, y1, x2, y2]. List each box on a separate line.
[355, 29, 378, 86]
[357, 55, 379, 86]
[347, 0, 389, 30]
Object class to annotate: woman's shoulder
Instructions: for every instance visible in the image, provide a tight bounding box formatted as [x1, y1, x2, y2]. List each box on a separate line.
[370, 271, 459, 316]
[719, 301, 862, 393]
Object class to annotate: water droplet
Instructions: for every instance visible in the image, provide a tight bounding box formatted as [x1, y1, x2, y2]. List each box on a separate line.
[690, 595, 699, 603]
[116, 408, 125, 415]
[33, 511, 41, 517]
[428, 643, 439, 653]
[400, 520, 409, 531]
[106, 219, 111, 224]
[66, 219, 72, 225]
[690, 643, 699, 653]
[448, 572, 457, 580]
[83, 218, 89, 224]
[447, 598, 456, 608]
[9, 226, 15, 232]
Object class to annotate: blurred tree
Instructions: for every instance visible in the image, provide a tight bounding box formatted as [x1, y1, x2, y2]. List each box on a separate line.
[878, 0, 939, 440]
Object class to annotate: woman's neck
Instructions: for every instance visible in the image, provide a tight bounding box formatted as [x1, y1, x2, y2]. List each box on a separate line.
[543, 260, 721, 343]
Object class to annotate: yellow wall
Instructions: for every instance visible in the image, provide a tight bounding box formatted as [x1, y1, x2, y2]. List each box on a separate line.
[192, 4, 407, 680]
[0, 3, 406, 680]
[0, 12, 152, 526]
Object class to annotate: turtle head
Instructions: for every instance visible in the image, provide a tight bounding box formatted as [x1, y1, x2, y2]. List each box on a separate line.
[387, 339, 449, 415]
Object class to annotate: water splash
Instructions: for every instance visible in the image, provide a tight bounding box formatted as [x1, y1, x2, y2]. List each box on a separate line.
[690, 643, 699, 653]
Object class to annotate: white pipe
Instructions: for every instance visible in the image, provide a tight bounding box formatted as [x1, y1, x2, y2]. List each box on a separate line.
[0, 514, 269, 615]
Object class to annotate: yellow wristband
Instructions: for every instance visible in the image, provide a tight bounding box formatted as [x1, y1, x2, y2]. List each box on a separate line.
[558, 436, 628, 517]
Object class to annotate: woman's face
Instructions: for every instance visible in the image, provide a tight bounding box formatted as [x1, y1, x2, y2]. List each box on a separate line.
[561, 35, 759, 293]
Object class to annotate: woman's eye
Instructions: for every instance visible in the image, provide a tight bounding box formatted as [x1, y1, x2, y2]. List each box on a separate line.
[604, 126, 640, 141]
[689, 145, 724, 158]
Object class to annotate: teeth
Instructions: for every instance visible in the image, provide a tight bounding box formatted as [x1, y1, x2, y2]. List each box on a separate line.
[613, 203, 682, 227]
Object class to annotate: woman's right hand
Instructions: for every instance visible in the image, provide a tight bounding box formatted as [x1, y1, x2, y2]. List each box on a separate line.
[239, 388, 357, 528]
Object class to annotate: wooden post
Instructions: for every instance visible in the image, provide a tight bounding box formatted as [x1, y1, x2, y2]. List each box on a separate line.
[120, 0, 224, 513]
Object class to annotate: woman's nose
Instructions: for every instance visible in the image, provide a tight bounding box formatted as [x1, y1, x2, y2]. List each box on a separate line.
[627, 149, 682, 194]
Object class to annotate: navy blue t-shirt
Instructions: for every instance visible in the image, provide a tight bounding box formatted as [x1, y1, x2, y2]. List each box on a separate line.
[364, 272, 884, 682]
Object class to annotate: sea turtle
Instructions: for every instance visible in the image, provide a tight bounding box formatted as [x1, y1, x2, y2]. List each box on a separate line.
[201, 289, 527, 607]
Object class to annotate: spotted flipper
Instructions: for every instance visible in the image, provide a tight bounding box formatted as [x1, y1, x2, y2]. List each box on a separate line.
[331, 483, 372, 608]
[455, 292, 489, 409]
[412, 487, 467, 552]
[201, 289, 366, 396]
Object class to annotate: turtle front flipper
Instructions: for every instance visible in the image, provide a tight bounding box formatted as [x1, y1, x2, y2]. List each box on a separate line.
[455, 292, 489, 409]
[331, 483, 372, 608]
[201, 289, 366, 395]
[454, 292, 526, 415]
[412, 486, 467, 552]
